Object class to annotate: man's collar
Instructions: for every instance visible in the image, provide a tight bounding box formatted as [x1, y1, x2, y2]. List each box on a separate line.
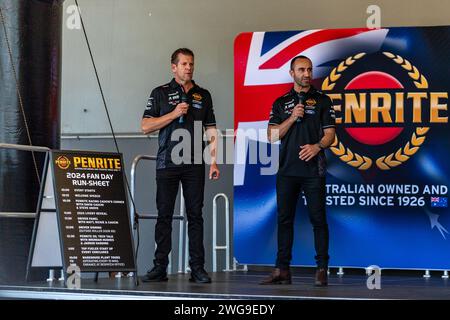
[169, 78, 197, 90]
[290, 85, 316, 96]
[169, 78, 178, 88]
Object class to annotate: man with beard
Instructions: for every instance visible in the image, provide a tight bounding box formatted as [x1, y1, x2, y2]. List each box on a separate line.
[261, 55, 336, 287]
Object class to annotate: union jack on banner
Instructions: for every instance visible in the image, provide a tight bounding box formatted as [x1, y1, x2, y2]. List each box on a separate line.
[234, 28, 388, 185]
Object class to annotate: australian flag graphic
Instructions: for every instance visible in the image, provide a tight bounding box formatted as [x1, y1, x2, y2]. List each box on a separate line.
[431, 197, 448, 208]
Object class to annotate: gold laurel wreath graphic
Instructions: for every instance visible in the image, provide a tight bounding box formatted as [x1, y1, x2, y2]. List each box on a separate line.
[382, 52, 429, 89]
[322, 52, 430, 170]
[330, 136, 373, 170]
[376, 127, 429, 170]
[376, 52, 430, 169]
[322, 52, 366, 91]
[322, 52, 372, 170]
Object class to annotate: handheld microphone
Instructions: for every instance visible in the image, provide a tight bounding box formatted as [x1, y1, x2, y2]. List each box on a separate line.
[297, 91, 306, 123]
[179, 92, 188, 124]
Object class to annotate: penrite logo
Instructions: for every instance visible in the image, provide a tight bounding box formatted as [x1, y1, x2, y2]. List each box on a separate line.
[306, 98, 317, 106]
[322, 52, 448, 170]
[55, 156, 71, 170]
[192, 93, 202, 101]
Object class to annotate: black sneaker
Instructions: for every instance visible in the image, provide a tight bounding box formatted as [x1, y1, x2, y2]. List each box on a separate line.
[142, 266, 168, 282]
[189, 267, 211, 283]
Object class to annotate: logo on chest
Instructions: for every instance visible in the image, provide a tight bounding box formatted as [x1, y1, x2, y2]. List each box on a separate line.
[192, 93, 202, 101]
[283, 99, 295, 114]
[168, 91, 180, 105]
[305, 98, 317, 115]
[306, 98, 317, 106]
[192, 93, 203, 109]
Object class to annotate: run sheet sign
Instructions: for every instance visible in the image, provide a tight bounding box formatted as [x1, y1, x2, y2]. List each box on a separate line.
[51, 150, 135, 272]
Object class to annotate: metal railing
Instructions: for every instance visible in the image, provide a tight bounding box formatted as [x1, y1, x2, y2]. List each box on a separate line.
[212, 193, 232, 272]
[130, 154, 186, 274]
[130, 156, 235, 275]
[0, 143, 59, 280]
[0, 143, 50, 219]
[0, 143, 51, 153]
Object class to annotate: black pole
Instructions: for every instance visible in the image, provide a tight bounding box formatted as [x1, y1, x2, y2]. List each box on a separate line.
[0, 0, 63, 283]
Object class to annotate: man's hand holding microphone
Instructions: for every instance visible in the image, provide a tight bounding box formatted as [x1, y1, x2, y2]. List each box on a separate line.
[171, 93, 189, 122]
[289, 102, 305, 123]
[172, 102, 188, 120]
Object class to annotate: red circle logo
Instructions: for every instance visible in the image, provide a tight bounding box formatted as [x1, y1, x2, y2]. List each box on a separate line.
[344, 71, 404, 145]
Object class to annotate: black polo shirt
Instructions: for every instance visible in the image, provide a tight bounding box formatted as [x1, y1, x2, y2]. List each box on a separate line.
[143, 78, 216, 170]
[268, 86, 335, 177]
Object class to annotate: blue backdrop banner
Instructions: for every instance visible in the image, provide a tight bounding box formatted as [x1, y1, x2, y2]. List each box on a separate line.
[234, 26, 450, 269]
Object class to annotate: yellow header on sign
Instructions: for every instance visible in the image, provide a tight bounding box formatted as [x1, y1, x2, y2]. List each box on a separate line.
[73, 157, 121, 169]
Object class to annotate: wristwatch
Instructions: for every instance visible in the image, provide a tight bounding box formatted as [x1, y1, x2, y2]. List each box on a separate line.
[318, 142, 325, 150]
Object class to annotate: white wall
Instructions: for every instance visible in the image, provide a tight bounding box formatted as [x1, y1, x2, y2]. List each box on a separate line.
[61, 0, 450, 133]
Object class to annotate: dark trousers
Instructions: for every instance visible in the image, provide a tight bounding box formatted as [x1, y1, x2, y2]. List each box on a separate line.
[154, 165, 205, 269]
[276, 175, 329, 269]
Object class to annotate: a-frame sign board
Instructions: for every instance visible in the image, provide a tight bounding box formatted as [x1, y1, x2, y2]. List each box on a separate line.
[27, 150, 137, 285]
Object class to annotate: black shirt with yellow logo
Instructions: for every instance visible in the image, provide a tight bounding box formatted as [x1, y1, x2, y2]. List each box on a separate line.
[269, 86, 335, 177]
[143, 78, 216, 169]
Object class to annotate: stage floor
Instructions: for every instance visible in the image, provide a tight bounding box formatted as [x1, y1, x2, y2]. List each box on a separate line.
[1, 271, 449, 300]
